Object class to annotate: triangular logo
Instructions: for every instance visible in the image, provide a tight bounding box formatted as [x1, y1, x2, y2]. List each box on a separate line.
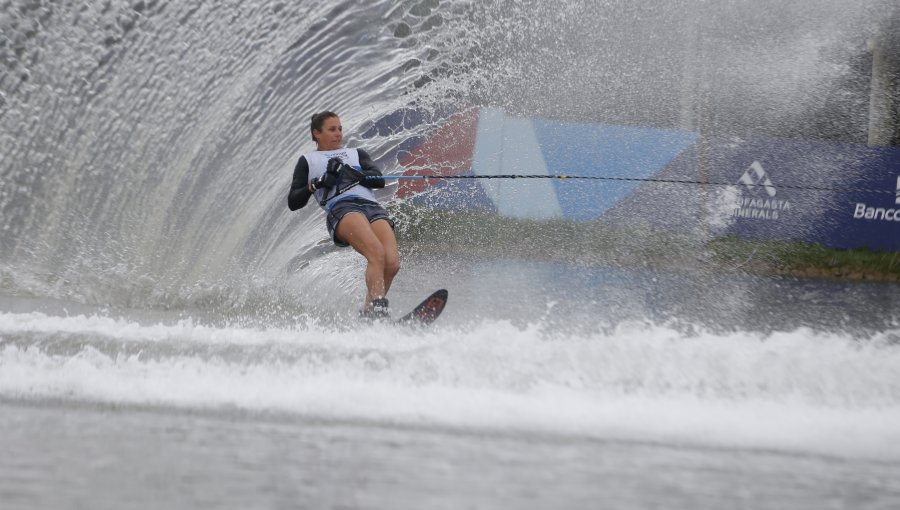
[738, 161, 777, 198]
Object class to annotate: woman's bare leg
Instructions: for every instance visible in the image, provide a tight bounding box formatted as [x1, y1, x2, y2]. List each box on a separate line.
[370, 219, 400, 295]
[335, 213, 393, 309]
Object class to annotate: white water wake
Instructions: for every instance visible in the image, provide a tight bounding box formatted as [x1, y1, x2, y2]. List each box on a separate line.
[2, 310, 899, 461]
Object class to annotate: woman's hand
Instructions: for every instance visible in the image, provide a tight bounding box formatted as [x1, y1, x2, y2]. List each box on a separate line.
[324, 158, 344, 187]
[308, 176, 326, 192]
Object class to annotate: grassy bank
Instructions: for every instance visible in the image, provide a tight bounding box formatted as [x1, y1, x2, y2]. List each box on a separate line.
[387, 204, 900, 282]
[389, 205, 702, 268]
[707, 237, 900, 282]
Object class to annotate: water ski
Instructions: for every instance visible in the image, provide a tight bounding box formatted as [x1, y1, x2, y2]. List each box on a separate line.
[397, 289, 448, 325]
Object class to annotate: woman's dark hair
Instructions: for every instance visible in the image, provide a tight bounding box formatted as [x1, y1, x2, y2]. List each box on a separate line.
[310, 111, 339, 142]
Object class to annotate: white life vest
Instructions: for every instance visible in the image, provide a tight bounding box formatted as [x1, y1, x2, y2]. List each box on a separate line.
[304, 148, 377, 210]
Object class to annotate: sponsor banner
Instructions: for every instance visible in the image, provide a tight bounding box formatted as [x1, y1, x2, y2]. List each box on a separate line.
[530, 115, 698, 221]
[705, 137, 853, 243]
[704, 137, 900, 250]
[386, 107, 698, 220]
[606, 136, 900, 250]
[370, 108, 900, 251]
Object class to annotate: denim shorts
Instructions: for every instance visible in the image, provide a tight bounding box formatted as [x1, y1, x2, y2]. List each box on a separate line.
[326, 198, 395, 247]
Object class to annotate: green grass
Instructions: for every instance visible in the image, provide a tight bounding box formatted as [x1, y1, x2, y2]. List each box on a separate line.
[707, 236, 900, 281]
[387, 204, 703, 267]
[386, 203, 900, 281]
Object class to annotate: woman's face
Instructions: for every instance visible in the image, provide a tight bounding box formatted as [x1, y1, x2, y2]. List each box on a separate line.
[313, 116, 342, 150]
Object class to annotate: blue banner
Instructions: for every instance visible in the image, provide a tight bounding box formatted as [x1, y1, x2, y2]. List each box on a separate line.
[378, 108, 900, 251]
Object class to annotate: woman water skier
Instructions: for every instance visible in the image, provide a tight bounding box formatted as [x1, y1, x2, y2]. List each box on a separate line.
[287, 111, 399, 319]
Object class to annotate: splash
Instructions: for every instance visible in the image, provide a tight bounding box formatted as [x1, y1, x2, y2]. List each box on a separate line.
[2, 0, 895, 312]
[2, 309, 900, 460]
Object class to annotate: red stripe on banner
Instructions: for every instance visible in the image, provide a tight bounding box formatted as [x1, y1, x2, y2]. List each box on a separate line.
[396, 108, 480, 199]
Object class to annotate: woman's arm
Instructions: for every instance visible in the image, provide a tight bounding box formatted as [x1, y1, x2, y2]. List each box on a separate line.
[356, 149, 385, 189]
[287, 155, 314, 210]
